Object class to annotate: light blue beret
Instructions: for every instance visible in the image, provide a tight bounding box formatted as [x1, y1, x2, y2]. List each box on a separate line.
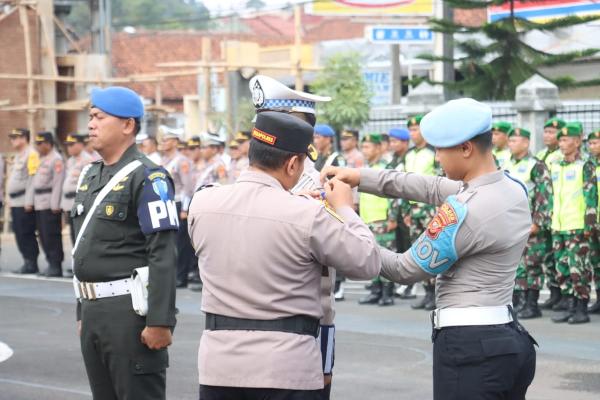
[91, 86, 144, 118]
[388, 128, 410, 141]
[420, 98, 492, 148]
[314, 124, 335, 137]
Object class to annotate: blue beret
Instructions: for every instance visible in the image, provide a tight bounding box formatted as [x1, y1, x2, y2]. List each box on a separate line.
[91, 86, 144, 118]
[420, 98, 492, 148]
[388, 128, 410, 141]
[314, 124, 335, 137]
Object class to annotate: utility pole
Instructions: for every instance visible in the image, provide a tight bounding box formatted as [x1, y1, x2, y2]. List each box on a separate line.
[294, 4, 303, 91]
[391, 44, 402, 104]
[442, 1, 454, 100]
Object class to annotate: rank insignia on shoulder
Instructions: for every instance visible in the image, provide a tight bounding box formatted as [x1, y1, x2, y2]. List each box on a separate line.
[78, 184, 88, 192]
[112, 184, 125, 191]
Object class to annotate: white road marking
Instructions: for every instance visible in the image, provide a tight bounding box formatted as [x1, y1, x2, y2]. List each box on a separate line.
[0, 378, 92, 396]
[0, 341, 14, 363]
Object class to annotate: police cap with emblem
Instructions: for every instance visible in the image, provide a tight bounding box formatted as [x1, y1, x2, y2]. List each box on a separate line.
[558, 121, 583, 138]
[229, 140, 240, 149]
[407, 115, 423, 127]
[187, 136, 201, 148]
[250, 75, 331, 115]
[420, 98, 492, 148]
[544, 117, 566, 129]
[389, 128, 410, 141]
[340, 129, 359, 140]
[201, 132, 223, 147]
[252, 111, 318, 162]
[9, 128, 30, 139]
[90, 86, 144, 118]
[492, 121, 512, 135]
[35, 131, 54, 144]
[507, 127, 531, 139]
[64, 133, 87, 145]
[235, 131, 251, 142]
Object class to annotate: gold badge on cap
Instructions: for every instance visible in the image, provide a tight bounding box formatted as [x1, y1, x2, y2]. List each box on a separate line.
[411, 118, 416, 125]
[552, 120, 558, 127]
[105, 205, 114, 216]
[562, 127, 568, 134]
[595, 131, 600, 138]
[308, 144, 318, 161]
[515, 128, 521, 136]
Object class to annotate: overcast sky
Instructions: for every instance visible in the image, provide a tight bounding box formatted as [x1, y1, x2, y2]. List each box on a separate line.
[203, 0, 305, 15]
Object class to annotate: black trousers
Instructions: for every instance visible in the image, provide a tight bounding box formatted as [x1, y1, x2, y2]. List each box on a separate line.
[65, 211, 75, 245]
[35, 210, 64, 266]
[176, 202, 197, 284]
[81, 296, 168, 400]
[11, 207, 39, 262]
[432, 322, 536, 400]
[199, 385, 321, 400]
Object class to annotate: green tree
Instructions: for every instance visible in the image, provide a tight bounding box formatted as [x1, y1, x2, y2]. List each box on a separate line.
[312, 52, 372, 132]
[420, 0, 600, 100]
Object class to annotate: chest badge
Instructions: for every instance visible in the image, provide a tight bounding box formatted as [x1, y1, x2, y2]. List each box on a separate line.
[112, 184, 125, 191]
[79, 183, 88, 192]
[105, 205, 114, 216]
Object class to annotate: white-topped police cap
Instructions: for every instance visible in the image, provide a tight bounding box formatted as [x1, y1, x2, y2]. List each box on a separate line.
[249, 75, 331, 115]
[200, 132, 222, 146]
[136, 132, 149, 144]
[158, 125, 184, 140]
[420, 98, 493, 148]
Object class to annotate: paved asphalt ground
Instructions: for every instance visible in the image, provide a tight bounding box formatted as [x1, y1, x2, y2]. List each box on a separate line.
[1, 234, 600, 400]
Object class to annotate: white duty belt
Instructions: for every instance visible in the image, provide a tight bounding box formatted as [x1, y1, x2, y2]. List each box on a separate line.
[74, 277, 131, 300]
[431, 305, 513, 330]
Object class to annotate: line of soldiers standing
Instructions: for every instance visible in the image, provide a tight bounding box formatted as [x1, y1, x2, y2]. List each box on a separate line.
[492, 117, 600, 324]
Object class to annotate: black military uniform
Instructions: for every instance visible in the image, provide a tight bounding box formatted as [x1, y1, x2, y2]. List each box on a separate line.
[74, 87, 178, 400]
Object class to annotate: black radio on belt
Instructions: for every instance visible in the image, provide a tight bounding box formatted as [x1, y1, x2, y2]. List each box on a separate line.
[205, 313, 320, 338]
[9, 190, 26, 198]
[34, 188, 52, 195]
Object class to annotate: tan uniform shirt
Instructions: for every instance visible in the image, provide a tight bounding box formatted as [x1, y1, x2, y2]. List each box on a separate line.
[188, 170, 381, 390]
[0, 155, 4, 202]
[7, 147, 38, 207]
[162, 152, 194, 209]
[194, 155, 227, 190]
[25, 150, 65, 211]
[227, 156, 249, 184]
[61, 152, 93, 211]
[359, 168, 531, 308]
[343, 148, 365, 169]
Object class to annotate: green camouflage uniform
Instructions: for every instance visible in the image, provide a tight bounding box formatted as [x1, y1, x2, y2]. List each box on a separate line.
[552, 154, 597, 300]
[509, 155, 553, 291]
[588, 156, 600, 291]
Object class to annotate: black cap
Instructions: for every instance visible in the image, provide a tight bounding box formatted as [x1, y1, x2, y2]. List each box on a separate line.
[64, 133, 87, 144]
[253, 111, 317, 161]
[9, 128, 29, 138]
[35, 131, 54, 144]
[341, 129, 359, 140]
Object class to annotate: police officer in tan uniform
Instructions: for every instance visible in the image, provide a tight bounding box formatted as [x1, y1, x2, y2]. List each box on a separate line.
[323, 98, 537, 400]
[8, 128, 41, 274]
[61, 133, 93, 244]
[195, 133, 228, 189]
[25, 132, 65, 277]
[188, 111, 381, 400]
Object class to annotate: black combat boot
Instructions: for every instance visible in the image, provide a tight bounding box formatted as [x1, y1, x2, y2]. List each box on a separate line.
[44, 263, 63, 278]
[397, 284, 416, 299]
[378, 282, 395, 306]
[13, 259, 39, 274]
[513, 290, 527, 313]
[587, 290, 600, 314]
[551, 295, 576, 323]
[412, 286, 434, 310]
[359, 281, 382, 305]
[540, 286, 561, 310]
[552, 294, 569, 311]
[568, 298, 590, 324]
[518, 289, 542, 319]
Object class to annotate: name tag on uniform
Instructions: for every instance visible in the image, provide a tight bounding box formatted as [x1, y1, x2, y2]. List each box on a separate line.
[565, 170, 576, 181]
[518, 166, 527, 174]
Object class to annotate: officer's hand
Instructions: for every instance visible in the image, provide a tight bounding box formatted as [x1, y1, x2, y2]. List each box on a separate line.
[324, 178, 353, 210]
[320, 166, 360, 188]
[324, 374, 332, 386]
[530, 224, 539, 236]
[52, 209, 61, 215]
[180, 211, 188, 220]
[24, 206, 33, 213]
[141, 326, 172, 350]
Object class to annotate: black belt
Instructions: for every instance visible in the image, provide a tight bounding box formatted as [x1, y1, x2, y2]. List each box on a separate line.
[35, 188, 52, 194]
[9, 190, 25, 198]
[64, 192, 76, 199]
[205, 313, 320, 338]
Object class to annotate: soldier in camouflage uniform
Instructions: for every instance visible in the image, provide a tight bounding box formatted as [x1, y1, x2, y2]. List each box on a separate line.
[536, 117, 565, 168]
[358, 134, 397, 306]
[550, 122, 597, 324]
[506, 127, 553, 319]
[403, 115, 439, 310]
[492, 121, 512, 169]
[586, 129, 600, 314]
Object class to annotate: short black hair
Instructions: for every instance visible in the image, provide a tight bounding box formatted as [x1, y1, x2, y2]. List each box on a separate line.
[470, 131, 493, 152]
[144, 136, 158, 147]
[249, 140, 304, 170]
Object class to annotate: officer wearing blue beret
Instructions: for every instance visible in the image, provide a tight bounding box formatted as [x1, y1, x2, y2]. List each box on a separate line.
[313, 124, 346, 172]
[322, 98, 537, 399]
[73, 86, 178, 400]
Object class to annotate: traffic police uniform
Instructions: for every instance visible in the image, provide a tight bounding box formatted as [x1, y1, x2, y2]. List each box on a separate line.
[491, 121, 512, 169]
[7, 128, 41, 274]
[195, 133, 228, 190]
[358, 134, 397, 306]
[74, 87, 178, 400]
[358, 99, 536, 399]
[313, 124, 346, 172]
[188, 111, 381, 399]
[25, 132, 65, 277]
[405, 115, 439, 310]
[62, 134, 93, 244]
[550, 122, 597, 324]
[536, 118, 565, 169]
[160, 129, 195, 288]
[505, 128, 553, 319]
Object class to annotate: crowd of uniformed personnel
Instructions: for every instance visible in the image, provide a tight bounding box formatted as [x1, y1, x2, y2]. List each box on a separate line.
[5, 115, 600, 325]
